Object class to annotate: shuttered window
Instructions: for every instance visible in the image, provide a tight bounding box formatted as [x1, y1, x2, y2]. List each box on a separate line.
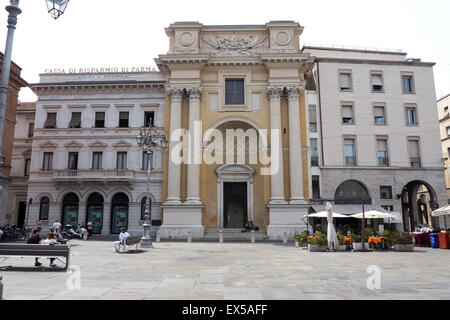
[374, 106, 386, 125]
[371, 73, 383, 92]
[342, 105, 354, 124]
[44, 113, 57, 129]
[339, 72, 352, 91]
[309, 105, 317, 132]
[69, 112, 81, 128]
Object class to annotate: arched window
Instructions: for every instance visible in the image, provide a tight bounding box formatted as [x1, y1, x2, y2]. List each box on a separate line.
[111, 193, 129, 234]
[335, 180, 371, 204]
[62, 193, 79, 226]
[86, 193, 104, 234]
[141, 197, 152, 220]
[39, 197, 50, 220]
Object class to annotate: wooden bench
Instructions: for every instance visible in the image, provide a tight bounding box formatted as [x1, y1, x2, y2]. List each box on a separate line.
[0, 243, 70, 270]
[120, 236, 141, 252]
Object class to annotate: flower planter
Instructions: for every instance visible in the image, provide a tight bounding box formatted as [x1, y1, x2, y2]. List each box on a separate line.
[393, 244, 414, 252]
[336, 244, 347, 252]
[308, 244, 327, 252]
[353, 242, 369, 251]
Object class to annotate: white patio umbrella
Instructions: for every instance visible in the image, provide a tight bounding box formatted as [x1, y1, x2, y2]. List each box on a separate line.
[326, 202, 339, 251]
[350, 211, 396, 219]
[305, 211, 348, 218]
[432, 205, 450, 217]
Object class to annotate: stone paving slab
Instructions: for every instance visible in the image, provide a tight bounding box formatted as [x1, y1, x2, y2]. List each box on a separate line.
[1, 241, 449, 300]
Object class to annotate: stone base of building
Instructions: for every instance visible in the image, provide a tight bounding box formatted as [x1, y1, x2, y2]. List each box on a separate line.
[266, 204, 309, 240]
[160, 204, 205, 239]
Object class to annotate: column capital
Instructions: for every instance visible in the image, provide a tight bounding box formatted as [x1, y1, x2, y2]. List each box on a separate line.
[168, 88, 184, 103]
[286, 86, 302, 100]
[266, 87, 283, 101]
[188, 88, 202, 101]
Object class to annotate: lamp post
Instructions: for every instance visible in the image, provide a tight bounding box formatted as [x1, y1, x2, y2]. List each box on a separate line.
[136, 125, 168, 247]
[0, 0, 69, 166]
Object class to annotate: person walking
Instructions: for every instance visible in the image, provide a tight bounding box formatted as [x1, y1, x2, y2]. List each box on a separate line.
[52, 220, 62, 231]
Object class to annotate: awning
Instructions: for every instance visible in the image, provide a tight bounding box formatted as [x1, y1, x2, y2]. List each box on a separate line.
[311, 204, 403, 224]
[432, 205, 450, 217]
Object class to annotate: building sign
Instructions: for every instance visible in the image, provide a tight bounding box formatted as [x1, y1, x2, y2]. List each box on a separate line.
[44, 66, 157, 74]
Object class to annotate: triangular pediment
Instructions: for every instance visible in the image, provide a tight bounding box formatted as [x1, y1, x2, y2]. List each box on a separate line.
[39, 141, 58, 148]
[113, 140, 132, 148]
[64, 140, 84, 148]
[88, 140, 108, 148]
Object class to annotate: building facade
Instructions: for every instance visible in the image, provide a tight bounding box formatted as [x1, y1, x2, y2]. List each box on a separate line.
[0, 52, 28, 225]
[303, 46, 447, 232]
[26, 72, 166, 235]
[6, 102, 35, 227]
[438, 94, 450, 202]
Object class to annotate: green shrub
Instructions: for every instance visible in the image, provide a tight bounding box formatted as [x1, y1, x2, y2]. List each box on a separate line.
[293, 231, 309, 244]
[307, 232, 328, 246]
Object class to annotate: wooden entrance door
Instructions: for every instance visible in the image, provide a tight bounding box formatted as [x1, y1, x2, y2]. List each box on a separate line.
[223, 182, 248, 228]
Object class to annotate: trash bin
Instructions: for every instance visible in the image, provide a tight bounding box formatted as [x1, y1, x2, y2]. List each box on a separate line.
[429, 233, 439, 248]
[438, 233, 450, 249]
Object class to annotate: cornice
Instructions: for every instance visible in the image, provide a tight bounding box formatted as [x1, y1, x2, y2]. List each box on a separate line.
[314, 57, 435, 67]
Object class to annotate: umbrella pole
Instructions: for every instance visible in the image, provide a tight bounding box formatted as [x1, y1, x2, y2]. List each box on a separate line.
[361, 201, 366, 251]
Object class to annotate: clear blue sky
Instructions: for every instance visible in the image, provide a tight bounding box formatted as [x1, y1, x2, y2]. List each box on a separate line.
[1, 0, 449, 101]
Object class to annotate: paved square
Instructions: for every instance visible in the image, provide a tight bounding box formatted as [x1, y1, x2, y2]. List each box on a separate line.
[1, 241, 450, 300]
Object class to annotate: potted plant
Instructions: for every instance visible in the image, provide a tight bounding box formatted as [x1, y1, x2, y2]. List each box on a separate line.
[382, 230, 395, 250]
[392, 232, 414, 252]
[307, 232, 328, 252]
[344, 236, 354, 251]
[293, 231, 308, 248]
[350, 233, 369, 251]
[368, 236, 382, 251]
[336, 234, 347, 252]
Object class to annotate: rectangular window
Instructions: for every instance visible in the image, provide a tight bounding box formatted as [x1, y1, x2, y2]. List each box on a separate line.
[408, 139, 421, 168]
[402, 75, 414, 93]
[405, 106, 418, 125]
[44, 113, 57, 129]
[142, 152, 153, 171]
[445, 106, 449, 115]
[310, 138, 319, 167]
[339, 71, 352, 92]
[117, 152, 127, 170]
[380, 186, 393, 200]
[144, 111, 155, 127]
[344, 138, 356, 166]
[42, 152, 53, 171]
[119, 112, 129, 128]
[225, 79, 245, 105]
[446, 127, 450, 137]
[371, 72, 384, 92]
[312, 175, 321, 200]
[309, 105, 317, 132]
[69, 112, 81, 128]
[95, 112, 105, 128]
[382, 205, 394, 212]
[342, 104, 354, 124]
[377, 139, 389, 167]
[24, 159, 31, 176]
[28, 123, 34, 138]
[374, 106, 386, 125]
[92, 152, 103, 170]
[68, 152, 79, 170]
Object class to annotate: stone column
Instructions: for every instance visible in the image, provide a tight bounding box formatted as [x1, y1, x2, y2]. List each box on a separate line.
[166, 88, 184, 204]
[287, 87, 306, 204]
[267, 87, 286, 204]
[185, 88, 202, 204]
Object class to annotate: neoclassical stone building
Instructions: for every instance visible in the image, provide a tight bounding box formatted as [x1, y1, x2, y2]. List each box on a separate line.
[26, 72, 166, 235]
[156, 21, 314, 239]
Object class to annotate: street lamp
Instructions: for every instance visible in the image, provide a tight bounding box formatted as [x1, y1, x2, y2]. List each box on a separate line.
[0, 0, 69, 166]
[136, 125, 168, 247]
[46, 0, 70, 20]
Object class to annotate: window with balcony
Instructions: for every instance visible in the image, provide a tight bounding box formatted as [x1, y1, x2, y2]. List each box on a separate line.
[117, 152, 127, 170]
[95, 112, 105, 128]
[42, 152, 53, 171]
[69, 112, 81, 128]
[68, 152, 79, 170]
[342, 104, 354, 124]
[309, 105, 317, 132]
[310, 138, 319, 167]
[380, 186, 393, 199]
[408, 139, 421, 168]
[374, 106, 386, 125]
[339, 71, 352, 92]
[119, 112, 129, 128]
[377, 139, 389, 166]
[344, 138, 356, 166]
[371, 72, 384, 92]
[144, 111, 155, 127]
[44, 113, 57, 129]
[405, 106, 418, 125]
[225, 79, 245, 105]
[28, 123, 34, 138]
[92, 152, 103, 170]
[402, 75, 414, 93]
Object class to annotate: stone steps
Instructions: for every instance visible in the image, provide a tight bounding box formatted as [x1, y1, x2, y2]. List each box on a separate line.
[203, 229, 268, 241]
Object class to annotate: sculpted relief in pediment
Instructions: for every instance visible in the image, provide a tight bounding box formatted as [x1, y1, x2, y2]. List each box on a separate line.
[201, 33, 268, 56]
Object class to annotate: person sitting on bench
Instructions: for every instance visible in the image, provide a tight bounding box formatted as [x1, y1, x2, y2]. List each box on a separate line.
[27, 229, 42, 267]
[113, 227, 130, 253]
[42, 233, 58, 267]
